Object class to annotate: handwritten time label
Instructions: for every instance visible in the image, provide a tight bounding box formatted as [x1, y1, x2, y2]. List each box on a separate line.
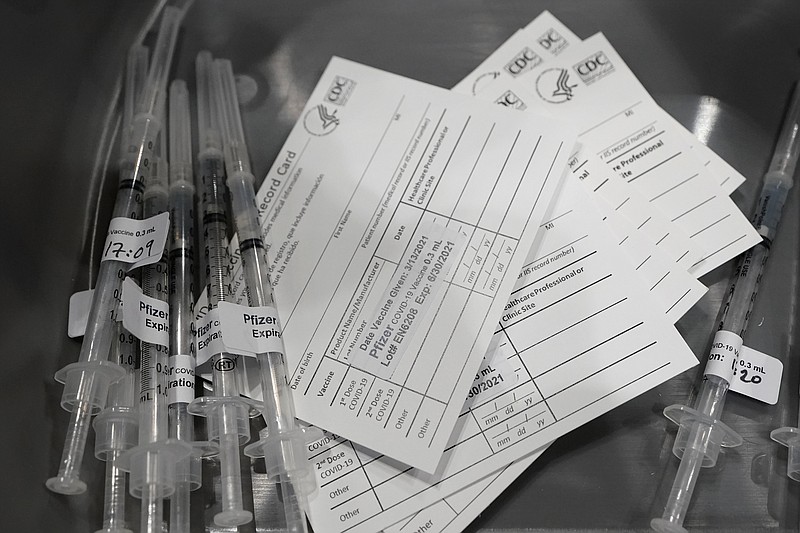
[218, 301, 284, 356]
[704, 330, 782, 404]
[102, 212, 169, 269]
[121, 277, 169, 346]
[730, 345, 783, 405]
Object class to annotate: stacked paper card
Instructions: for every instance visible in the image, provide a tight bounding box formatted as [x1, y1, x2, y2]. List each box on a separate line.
[212, 11, 760, 533]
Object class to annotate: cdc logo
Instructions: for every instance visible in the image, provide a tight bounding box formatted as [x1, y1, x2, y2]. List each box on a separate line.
[573, 52, 614, 85]
[537, 29, 567, 55]
[504, 47, 543, 78]
[325, 76, 356, 106]
[303, 104, 340, 136]
[494, 90, 527, 111]
[535, 68, 577, 104]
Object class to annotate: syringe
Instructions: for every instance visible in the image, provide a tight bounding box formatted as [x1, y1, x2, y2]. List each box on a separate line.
[652, 83, 800, 532]
[166, 78, 212, 533]
[769, 85, 800, 479]
[188, 50, 256, 528]
[125, 128, 192, 533]
[90, 43, 149, 533]
[46, 5, 184, 496]
[212, 58, 320, 533]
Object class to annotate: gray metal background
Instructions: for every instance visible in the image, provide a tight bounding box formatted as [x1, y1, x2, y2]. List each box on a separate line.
[3, 0, 800, 531]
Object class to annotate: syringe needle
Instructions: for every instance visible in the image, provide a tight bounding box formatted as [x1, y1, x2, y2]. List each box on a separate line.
[212, 58, 320, 533]
[47, 4, 185, 497]
[187, 51, 255, 528]
[652, 83, 800, 532]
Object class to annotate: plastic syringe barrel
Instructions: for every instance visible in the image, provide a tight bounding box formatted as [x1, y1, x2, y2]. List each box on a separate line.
[653, 83, 800, 533]
[213, 58, 317, 533]
[195, 51, 229, 309]
[186, 50, 253, 528]
[139, 147, 170, 446]
[166, 79, 203, 533]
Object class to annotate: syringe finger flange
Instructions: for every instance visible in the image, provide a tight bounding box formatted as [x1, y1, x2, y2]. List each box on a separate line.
[120, 439, 193, 499]
[92, 406, 139, 460]
[770, 427, 800, 482]
[54, 360, 126, 414]
[771, 426, 800, 447]
[187, 396, 260, 444]
[663, 404, 742, 467]
[175, 439, 220, 492]
[244, 425, 323, 495]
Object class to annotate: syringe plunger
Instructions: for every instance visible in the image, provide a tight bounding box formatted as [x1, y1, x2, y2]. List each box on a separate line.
[187, 394, 255, 526]
[47, 361, 125, 494]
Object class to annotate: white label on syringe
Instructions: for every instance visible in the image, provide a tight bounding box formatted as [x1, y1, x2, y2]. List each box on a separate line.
[167, 354, 196, 405]
[729, 345, 783, 405]
[102, 212, 170, 269]
[218, 301, 284, 356]
[703, 330, 743, 382]
[67, 289, 94, 338]
[196, 308, 225, 366]
[121, 277, 169, 346]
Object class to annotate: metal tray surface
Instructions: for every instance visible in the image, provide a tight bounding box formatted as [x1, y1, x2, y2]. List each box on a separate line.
[2, 1, 800, 531]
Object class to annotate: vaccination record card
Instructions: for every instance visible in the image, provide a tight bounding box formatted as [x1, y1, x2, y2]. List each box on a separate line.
[238, 57, 576, 472]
